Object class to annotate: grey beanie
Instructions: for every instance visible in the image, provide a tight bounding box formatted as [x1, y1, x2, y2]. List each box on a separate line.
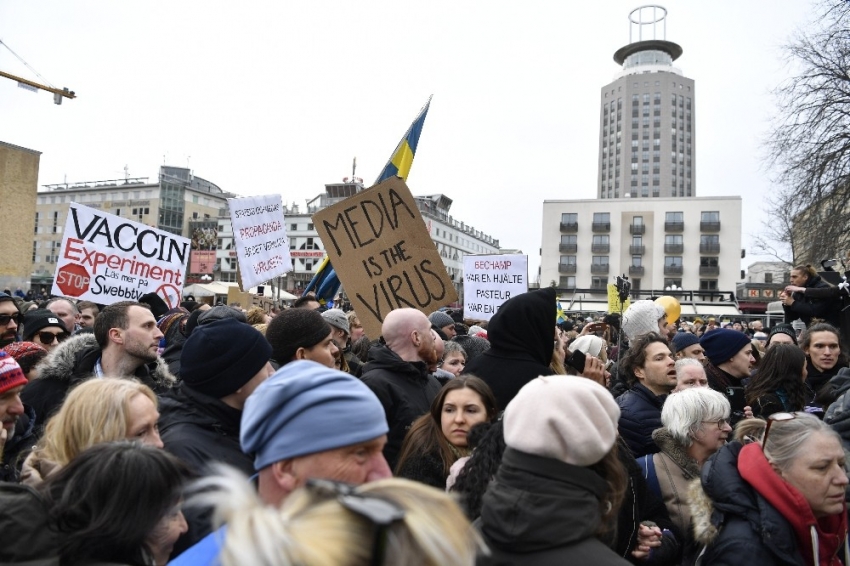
[198, 305, 248, 325]
[321, 309, 350, 335]
[429, 311, 455, 329]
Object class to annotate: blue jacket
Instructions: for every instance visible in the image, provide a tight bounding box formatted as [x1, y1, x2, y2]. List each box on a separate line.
[170, 527, 226, 566]
[617, 383, 665, 457]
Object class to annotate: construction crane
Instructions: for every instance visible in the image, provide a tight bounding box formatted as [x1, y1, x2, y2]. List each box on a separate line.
[0, 39, 76, 105]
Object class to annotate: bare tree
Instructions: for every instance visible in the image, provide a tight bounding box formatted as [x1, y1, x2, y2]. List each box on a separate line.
[762, 0, 850, 264]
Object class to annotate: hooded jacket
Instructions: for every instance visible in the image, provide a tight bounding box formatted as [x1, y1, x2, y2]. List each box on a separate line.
[463, 288, 556, 410]
[690, 441, 849, 566]
[0, 404, 36, 483]
[784, 274, 840, 327]
[360, 344, 442, 469]
[617, 383, 665, 457]
[477, 448, 630, 566]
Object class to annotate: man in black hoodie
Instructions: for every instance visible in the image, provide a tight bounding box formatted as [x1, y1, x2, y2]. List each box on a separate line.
[360, 308, 441, 469]
[463, 287, 556, 410]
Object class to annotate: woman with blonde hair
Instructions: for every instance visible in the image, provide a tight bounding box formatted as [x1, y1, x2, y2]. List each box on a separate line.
[193, 467, 481, 566]
[21, 377, 163, 485]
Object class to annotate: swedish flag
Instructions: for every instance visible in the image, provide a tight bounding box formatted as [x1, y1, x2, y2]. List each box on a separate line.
[302, 256, 339, 307]
[374, 96, 432, 184]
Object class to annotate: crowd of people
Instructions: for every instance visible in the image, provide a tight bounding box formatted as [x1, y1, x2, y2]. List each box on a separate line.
[0, 262, 849, 565]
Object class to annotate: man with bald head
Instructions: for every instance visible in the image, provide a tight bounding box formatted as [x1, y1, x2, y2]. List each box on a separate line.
[360, 308, 442, 468]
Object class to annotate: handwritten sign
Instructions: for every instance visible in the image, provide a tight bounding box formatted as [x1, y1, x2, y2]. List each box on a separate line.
[312, 177, 458, 339]
[51, 203, 189, 307]
[463, 254, 527, 321]
[228, 194, 292, 290]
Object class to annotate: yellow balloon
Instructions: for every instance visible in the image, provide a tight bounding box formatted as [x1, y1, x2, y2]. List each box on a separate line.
[655, 296, 681, 325]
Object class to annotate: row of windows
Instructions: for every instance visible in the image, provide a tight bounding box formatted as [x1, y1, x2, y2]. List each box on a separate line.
[603, 82, 693, 99]
[559, 254, 719, 266]
[557, 277, 717, 291]
[561, 212, 718, 224]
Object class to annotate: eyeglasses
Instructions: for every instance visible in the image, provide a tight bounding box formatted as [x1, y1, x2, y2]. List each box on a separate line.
[36, 331, 69, 344]
[307, 479, 405, 566]
[762, 412, 799, 448]
[0, 313, 23, 326]
[702, 417, 731, 429]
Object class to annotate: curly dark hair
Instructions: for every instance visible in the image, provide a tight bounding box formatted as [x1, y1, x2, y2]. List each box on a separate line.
[450, 419, 506, 520]
[619, 332, 670, 387]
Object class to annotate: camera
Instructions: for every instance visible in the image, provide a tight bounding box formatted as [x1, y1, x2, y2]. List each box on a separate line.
[615, 275, 631, 303]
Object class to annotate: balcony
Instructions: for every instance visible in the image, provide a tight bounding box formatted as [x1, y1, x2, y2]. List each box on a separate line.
[590, 263, 610, 274]
[665, 221, 684, 232]
[559, 243, 578, 253]
[700, 243, 721, 254]
[629, 265, 645, 276]
[700, 221, 721, 232]
[630, 224, 646, 235]
[560, 222, 578, 233]
[591, 244, 610, 253]
[664, 265, 683, 275]
[592, 222, 611, 233]
[558, 264, 577, 273]
[590, 283, 608, 291]
[664, 244, 684, 253]
[629, 245, 645, 255]
[699, 265, 720, 276]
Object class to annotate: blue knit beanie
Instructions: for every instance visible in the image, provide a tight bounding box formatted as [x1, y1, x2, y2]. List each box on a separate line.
[671, 331, 700, 354]
[699, 329, 751, 366]
[241, 360, 388, 470]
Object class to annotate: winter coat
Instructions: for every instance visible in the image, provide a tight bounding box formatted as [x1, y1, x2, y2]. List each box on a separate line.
[360, 344, 442, 469]
[21, 334, 176, 435]
[689, 441, 849, 566]
[0, 404, 36, 483]
[825, 370, 850, 459]
[477, 447, 631, 566]
[0, 482, 59, 564]
[784, 274, 841, 327]
[704, 363, 748, 426]
[20, 449, 61, 487]
[803, 283, 850, 350]
[463, 288, 556, 410]
[396, 449, 447, 489]
[617, 383, 665, 457]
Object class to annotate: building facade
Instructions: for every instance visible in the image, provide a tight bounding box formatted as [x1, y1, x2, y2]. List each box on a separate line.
[33, 166, 232, 286]
[0, 141, 40, 292]
[598, 8, 695, 200]
[541, 196, 741, 295]
[736, 261, 791, 313]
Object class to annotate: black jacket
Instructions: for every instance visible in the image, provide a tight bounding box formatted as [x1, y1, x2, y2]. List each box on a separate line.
[0, 404, 36, 483]
[21, 334, 175, 435]
[784, 274, 840, 327]
[617, 383, 665, 457]
[360, 344, 442, 469]
[463, 288, 556, 410]
[690, 442, 808, 565]
[803, 283, 850, 348]
[396, 449, 447, 489]
[158, 384, 252, 558]
[0, 483, 59, 564]
[477, 448, 630, 566]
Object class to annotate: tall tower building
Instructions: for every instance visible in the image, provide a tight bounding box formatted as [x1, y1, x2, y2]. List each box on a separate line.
[598, 6, 695, 200]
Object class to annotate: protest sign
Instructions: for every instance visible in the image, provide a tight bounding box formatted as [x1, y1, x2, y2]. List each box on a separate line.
[312, 177, 458, 339]
[228, 194, 292, 290]
[51, 203, 189, 307]
[463, 254, 528, 321]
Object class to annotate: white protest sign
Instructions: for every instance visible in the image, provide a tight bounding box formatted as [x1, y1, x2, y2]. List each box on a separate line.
[463, 254, 528, 320]
[51, 203, 190, 308]
[228, 194, 292, 290]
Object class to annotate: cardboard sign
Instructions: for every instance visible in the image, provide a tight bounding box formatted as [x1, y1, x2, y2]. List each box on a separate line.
[51, 203, 189, 307]
[463, 254, 528, 320]
[312, 177, 458, 339]
[228, 194, 292, 290]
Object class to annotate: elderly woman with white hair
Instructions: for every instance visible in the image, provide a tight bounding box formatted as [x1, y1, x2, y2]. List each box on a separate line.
[636, 387, 732, 547]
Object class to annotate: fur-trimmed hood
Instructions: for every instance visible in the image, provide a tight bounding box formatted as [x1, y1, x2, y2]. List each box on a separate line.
[688, 474, 718, 547]
[652, 427, 700, 478]
[36, 333, 176, 388]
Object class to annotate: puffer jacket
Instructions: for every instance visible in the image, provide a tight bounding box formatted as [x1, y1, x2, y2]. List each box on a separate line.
[463, 288, 556, 410]
[617, 383, 665, 457]
[689, 441, 849, 566]
[360, 344, 442, 469]
[784, 274, 840, 327]
[477, 448, 630, 565]
[21, 334, 176, 435]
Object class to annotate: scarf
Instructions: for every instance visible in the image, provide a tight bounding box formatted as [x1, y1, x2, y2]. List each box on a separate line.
[738, 442, 847, 566]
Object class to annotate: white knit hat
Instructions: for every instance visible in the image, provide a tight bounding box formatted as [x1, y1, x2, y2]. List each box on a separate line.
[568, 335, 606, 358]
[621, 300, 666, 342]
[503, 376, 620, 467]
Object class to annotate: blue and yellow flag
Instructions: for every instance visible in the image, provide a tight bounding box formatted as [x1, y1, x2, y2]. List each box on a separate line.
[374, 96, 432, 184]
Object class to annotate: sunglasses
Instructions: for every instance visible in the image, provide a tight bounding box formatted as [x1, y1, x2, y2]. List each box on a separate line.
[0, 313, 23, 326]
[307, 478, 405, 566]
[36, 331, 69, 344]
[762, 411, 799, 448]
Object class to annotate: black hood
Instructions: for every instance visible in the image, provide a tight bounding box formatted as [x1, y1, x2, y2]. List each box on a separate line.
[362, 343, 430, 382]
[699, 441, 756, 519]
[486, 287, 556, 366]
[480, 448, 608, 553]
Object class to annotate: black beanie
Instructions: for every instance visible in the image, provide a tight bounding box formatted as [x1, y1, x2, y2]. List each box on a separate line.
[139, 293, 169, 321]
[266, 309, 332, 365]
[180, 318, 272, 398]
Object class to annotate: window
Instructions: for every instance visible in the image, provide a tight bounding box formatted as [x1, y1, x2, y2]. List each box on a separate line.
[664, 278, 682, 288]
[560, 235, 577, 245]
[701, 235, 720, 246]
[291, 224, 298, 231]
[34, 212, 39, 234]
[560, 255, 577, 266]
[632, 236, 643, 246]
[593, 213, 610, 223]
[665, 211, 683, 223]
[665, 256, 683, 266]
[592, 277, 607, 288]
[765, 273, 774, 284]
[53, 211, 59, 233]
[633, 215, 644, 226]
[561, 276, 576, 288]
[632, 256, 642, 267]
[592, 235, 610, 245]
[592, 256, 609, 266]
[701, 211, 720, 222]
[561, 213, 577, 224]
[665, 235, 683, 245]
[307, 223, 314, 231]
[700, 280, 718, 291]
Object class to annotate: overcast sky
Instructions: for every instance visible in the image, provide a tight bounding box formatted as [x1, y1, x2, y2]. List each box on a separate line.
[1, 1, 815, 278]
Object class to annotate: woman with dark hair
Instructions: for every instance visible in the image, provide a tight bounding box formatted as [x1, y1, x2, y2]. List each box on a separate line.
[800, 323, 848, 395]
[449, 420, 506, 519]
[780, 264, 840, 327]
[396, 376, 498, 488]
[746, 343, 808, 418]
